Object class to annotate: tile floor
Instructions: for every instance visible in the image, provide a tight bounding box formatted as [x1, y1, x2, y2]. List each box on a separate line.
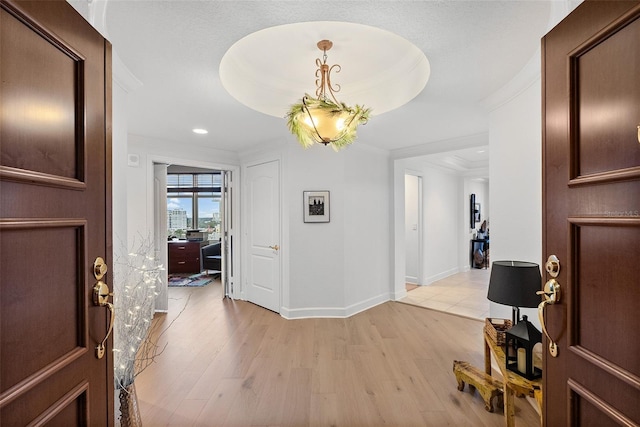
[400, 268, 491, 320]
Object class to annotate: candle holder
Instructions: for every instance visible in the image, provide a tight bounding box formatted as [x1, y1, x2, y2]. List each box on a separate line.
[505, 315, 542, 380]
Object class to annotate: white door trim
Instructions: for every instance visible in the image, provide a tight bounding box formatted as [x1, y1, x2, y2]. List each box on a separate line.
[153, 163, 169, 311]
[404, 172, 424, 286]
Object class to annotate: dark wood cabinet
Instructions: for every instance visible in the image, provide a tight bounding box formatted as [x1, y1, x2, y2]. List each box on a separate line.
[168, 241, 206, 274]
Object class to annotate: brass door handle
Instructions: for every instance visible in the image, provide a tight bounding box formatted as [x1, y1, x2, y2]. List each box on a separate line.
[96, 300, 115, 359]
[94, 257, 108, 280]
[269, 245, 280, 251]
[93, 257, 114, 359]
[537, 278, 561, 357]
[545, 255, 560, 278]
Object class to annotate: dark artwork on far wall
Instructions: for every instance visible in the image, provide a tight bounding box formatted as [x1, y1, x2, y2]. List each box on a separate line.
[470, 193, 476, 228]
[304, 191, 330, 223]
[309, 197, 325, 216]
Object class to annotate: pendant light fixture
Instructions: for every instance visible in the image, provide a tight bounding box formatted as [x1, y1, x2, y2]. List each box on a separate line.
[286, 40, 371, 151]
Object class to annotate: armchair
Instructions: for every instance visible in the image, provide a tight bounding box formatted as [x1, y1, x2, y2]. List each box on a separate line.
[201, 242, 221, 275]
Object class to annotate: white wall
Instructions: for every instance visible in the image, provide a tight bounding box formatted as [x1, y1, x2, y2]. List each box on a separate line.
[342, 146, 391, 312]
[278, 142, 392, 318]
[112, 79, 129, 253]
[422, 166, 462, 283]
[479, 0, 581, 327]
[489, 78, 542, 326]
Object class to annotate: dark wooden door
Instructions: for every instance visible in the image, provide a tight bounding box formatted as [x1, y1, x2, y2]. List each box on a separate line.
[0, 1, 113, 425]
[542, 1, 640, 425]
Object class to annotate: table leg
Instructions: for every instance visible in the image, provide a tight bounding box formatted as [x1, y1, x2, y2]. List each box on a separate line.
[504, 383, 515, 427]
[484, 337, 492, 375]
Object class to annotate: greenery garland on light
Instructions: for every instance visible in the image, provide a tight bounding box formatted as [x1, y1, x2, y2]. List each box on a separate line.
[286, 94, 371, 151]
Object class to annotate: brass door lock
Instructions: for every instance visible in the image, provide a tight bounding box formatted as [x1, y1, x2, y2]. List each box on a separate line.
[538, 256, 562, 357]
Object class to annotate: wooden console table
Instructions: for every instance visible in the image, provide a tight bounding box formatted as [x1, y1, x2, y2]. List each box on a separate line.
[484, 331, 542, 426]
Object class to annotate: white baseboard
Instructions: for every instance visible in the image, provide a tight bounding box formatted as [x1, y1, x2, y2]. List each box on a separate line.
[392, 288, 408, 301]
[404, 275, 418, 284]
[424, 267, 461, 285]
[280, 293, 390, 319]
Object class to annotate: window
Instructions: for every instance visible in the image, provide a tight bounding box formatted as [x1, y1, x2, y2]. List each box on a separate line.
[167, 173, 221, 240]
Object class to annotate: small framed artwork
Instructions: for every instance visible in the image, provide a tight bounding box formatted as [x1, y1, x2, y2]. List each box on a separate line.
[474, 203, 481, 223]
[303, 191, 330, 223]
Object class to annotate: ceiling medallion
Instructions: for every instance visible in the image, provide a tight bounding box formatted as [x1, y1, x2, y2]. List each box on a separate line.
[286, 40, 371, 151]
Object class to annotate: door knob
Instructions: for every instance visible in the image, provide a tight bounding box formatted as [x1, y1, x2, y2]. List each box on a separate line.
[537, 278, 561, 357]
[268, 245, 279, 251]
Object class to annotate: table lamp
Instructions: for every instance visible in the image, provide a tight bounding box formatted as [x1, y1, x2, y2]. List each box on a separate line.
[487, 260, 542, 324]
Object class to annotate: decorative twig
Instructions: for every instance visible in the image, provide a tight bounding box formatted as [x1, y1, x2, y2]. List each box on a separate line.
[113, 235, 163, 390]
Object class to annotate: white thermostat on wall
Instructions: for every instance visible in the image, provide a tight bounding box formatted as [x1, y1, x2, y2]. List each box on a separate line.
[127, 154, 140, 167]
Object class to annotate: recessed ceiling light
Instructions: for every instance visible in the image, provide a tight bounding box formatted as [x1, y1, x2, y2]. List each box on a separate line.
[477, 150, 486, 153]
[192, 128, 208, 134]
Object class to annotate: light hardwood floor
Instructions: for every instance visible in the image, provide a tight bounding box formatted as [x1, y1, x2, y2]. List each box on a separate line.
[134, 280, 539, 426]
[401, 269, 491, 320]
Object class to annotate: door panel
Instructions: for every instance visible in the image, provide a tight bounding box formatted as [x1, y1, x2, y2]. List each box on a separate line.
[245, 160, 280, 312]
[1, 6, 81, 180]
[542, 2, 640, 425]
[573, 14, 640, 178]
[572, 221, 639, 375]
[0, 1, 113, 425]
[1, 223, 86, 393]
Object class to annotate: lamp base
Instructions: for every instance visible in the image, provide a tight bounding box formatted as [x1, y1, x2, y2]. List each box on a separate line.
[512, 306, 521, 324]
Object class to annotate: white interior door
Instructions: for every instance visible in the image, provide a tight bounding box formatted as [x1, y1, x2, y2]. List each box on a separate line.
[245, 160, 281, 312]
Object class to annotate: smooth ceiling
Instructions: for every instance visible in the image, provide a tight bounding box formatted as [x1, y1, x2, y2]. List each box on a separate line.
[72, 1, 561, 164]
[220, 21, 430, 118]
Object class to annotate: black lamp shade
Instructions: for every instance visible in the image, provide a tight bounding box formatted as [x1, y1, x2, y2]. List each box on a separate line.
[487, 261, 542, 308]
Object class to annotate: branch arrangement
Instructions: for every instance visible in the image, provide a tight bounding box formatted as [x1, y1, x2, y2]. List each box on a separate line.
[113, 237, 163, 391]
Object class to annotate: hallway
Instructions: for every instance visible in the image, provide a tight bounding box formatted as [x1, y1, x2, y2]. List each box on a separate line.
[401, 269, 491, 320]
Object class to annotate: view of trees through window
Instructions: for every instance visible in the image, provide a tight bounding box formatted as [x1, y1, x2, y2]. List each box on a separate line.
[167, 173, 222, 241]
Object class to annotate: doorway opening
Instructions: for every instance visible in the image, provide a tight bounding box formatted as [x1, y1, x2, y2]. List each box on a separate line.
[151, 160, 237, 313]
[165, 166, 225, 287]
[404, 173, 423, 291]
[394, 153, 490, 320]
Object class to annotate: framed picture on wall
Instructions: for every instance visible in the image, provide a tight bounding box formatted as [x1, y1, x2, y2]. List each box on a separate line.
[474, 203, 481, 223]
[470, 193, 476, 228]
[303, 191, 330, 223]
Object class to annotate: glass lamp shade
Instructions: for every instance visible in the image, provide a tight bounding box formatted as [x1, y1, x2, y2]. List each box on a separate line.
[303, 108, 348, 143]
